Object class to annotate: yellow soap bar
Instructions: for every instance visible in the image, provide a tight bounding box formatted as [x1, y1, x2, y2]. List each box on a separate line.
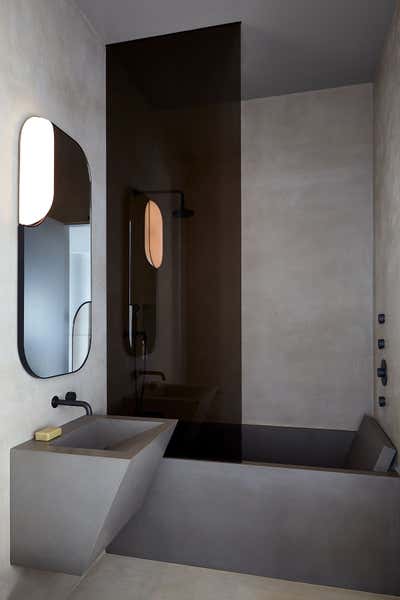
[35, 426, 62, 442]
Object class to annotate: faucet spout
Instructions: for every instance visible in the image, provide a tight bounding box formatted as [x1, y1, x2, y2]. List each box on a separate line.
[51, 392, 93, 416]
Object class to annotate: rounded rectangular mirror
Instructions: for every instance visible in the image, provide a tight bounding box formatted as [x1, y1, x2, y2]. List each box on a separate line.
[18, 117, 92, 378]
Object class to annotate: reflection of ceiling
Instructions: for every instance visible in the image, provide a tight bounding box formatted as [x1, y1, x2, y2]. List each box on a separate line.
[74, 0, 395, 99]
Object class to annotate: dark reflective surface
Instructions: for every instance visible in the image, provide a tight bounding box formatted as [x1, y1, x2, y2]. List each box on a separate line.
[166, 422, 355, 468]
[128, 191, 157, 357]
[18, 123, 91, 378]
[107, 24, 241, 458]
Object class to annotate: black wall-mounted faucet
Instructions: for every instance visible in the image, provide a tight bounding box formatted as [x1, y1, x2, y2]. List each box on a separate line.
[51, 392, 93, 416]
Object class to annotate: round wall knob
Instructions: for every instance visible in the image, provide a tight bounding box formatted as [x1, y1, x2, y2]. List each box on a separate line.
[377, 359, 388, 386]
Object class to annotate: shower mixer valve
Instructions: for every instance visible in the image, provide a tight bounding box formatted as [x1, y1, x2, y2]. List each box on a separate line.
[377, 359, 388, 386]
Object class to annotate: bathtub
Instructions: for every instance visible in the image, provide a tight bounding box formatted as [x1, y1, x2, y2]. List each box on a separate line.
[109, 419, 400, 596]
[165, 421, 356, 467]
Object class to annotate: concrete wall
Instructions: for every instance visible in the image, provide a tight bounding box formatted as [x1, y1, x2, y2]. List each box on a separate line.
[0, 1, 106, 598]
[109, 458, 400, 596]
[374, 1, 400, 461]
[242, 84, 373, 429]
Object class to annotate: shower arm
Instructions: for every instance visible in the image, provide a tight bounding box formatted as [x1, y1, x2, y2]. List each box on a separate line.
[131, 188, 184, 203]
[129, 188, 194, 219]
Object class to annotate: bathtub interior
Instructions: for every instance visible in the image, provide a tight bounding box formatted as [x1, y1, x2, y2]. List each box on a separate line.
[165, 414, 397, 472]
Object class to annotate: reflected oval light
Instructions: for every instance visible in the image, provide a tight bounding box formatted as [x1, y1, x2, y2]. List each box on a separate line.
[144, 200, 163, 269]
[19, 117, 55, 226]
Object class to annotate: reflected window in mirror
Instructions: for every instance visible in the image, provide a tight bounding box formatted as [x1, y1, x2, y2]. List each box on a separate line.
[18, 117, 92, 378]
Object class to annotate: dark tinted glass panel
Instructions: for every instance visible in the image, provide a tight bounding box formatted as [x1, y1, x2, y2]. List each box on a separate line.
[107, 24, 241, 457]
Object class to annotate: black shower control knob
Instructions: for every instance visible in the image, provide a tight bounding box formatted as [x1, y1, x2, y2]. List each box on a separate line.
[378, 339, 385, 349]
[378, 396, 386, 407]
[377, 359, 388, 386]
[378, 314, 386, 324]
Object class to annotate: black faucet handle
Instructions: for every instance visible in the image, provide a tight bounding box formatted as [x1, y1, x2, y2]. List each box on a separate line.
[65, 391, 77, 402]
[51, 395, 60, 408]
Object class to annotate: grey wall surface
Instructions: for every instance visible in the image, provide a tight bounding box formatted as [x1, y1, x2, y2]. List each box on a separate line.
[23, 218, 69, 377]
[0, 1, 106, 598]
[242, 84, 374, 429]
[374, 2, 400, 462]
[109, 458, 400, 596]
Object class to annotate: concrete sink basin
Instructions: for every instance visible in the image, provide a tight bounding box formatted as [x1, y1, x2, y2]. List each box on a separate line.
[11, 415, 176, 575]
[51, 417, 163, 451]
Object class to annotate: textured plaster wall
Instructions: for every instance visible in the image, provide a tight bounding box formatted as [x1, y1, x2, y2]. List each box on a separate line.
[242, 84, 373, 429]
[374, 1, 400, 458]
[0, 1, 106, 597]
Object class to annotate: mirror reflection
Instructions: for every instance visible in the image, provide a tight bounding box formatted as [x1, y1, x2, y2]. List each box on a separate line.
[18, 118, 91, 378]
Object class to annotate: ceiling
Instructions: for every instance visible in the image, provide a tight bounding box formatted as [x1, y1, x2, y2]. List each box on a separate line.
[75, 0, 396, 99]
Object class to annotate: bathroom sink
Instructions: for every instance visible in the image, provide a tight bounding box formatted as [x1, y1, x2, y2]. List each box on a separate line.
[11, 415, 176, 575]
[51, 416, 163, 452]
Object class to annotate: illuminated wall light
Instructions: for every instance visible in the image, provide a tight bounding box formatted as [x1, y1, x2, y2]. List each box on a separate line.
[19, 117, 55, 226]
[144, 200, 163, 269]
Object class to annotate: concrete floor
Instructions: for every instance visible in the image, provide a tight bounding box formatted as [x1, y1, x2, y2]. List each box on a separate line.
[68, 555, 398, 600]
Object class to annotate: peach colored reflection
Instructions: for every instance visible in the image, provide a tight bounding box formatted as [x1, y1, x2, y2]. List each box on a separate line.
[144, 200, 163, 269]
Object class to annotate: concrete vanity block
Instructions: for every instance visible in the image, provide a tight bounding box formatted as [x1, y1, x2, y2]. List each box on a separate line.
[10, 415, 176, 575]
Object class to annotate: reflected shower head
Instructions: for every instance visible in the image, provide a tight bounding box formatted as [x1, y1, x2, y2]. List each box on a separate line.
[131, 188, 194, 219]
[172, 192, 194, 219]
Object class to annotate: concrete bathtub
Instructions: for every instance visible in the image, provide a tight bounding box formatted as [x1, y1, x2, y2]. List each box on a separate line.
[109, 418, 400, 596]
